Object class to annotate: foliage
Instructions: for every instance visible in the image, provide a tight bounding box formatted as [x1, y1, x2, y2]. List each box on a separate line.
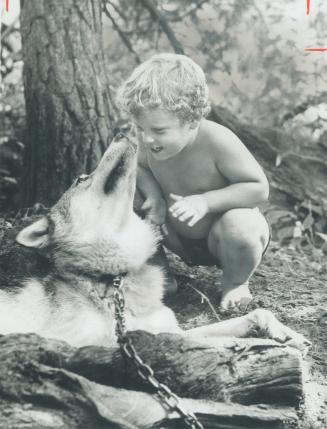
[103, 0, 327, 131]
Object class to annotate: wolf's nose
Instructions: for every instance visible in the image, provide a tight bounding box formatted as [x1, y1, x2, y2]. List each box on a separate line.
[113, 132, 129, 142]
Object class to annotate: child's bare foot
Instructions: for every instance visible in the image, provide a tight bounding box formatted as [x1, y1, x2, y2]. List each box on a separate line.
[220, 283, 252, 310]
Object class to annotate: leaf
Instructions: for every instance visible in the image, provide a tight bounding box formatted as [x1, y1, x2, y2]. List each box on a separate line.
[302, 213, 314, 230]
[266, 209, 295, 226]
[278, 226, 294, 240]
[303, 106, 319, 124]
[316, 232, 327, 243]
[293, 222, 303, 238]
[317, 103, 327, 120]
[275, 154, 282, 167]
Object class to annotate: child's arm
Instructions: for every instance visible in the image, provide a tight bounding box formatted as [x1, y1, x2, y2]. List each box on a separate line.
[204, 126, 269, 210]
[137, 145, 167, 226]
[169, 125, 269, 227]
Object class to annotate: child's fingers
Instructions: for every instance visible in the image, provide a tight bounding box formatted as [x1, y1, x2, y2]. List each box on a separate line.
[171, 210, 186, 219]
[170, 204, 188, 216]
[161, 223, 169, 236]
[188, 214, 201, 227]
[178, 211, 193, 222]
[141, 200, 152, 210]
[169, 202, 185, 214]
[170, 198, 198, 221]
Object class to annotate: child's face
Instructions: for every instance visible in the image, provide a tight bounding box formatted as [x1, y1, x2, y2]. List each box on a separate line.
[134, 108, 198, 161]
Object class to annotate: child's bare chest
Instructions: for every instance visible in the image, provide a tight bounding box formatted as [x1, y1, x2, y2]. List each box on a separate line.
[149, 151, 227, 197]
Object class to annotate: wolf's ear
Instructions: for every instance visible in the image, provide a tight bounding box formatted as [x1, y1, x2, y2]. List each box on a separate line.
[16, 217, 50, 248]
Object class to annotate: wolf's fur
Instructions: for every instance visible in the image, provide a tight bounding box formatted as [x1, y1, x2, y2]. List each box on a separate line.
[0, 134, 309, 351]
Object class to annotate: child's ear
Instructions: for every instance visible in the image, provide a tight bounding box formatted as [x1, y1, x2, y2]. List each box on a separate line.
[16, 217, 50, 248]
[189, 120, 200, 130]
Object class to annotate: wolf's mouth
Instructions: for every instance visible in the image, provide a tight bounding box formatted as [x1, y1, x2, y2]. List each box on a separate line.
[103, 156, 125, 194]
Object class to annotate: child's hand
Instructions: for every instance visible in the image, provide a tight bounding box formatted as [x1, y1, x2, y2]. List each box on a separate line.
[141, 197, 167, 226]
[169, 193, 209, 227]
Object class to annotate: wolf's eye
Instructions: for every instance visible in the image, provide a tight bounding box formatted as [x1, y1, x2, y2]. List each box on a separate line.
[76, 174, 89, 185]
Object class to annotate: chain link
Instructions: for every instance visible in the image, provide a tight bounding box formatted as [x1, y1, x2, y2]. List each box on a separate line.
[112, 275, 204, 429]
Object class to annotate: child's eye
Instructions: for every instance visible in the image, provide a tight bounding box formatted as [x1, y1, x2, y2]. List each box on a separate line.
[154, 129, 166, 134]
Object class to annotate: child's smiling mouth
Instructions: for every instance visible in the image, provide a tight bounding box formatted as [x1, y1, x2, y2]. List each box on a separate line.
[150, 146, 163, 153]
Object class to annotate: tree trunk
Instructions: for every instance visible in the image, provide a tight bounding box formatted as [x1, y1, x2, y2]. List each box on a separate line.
[20, 0, 116, 206]
[0, 332, 303, 428]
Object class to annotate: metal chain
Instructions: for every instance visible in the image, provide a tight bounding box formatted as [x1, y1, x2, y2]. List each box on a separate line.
[112, 275, 204, 429]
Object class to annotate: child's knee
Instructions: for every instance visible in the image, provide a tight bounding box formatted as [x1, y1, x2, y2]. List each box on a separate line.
[209, 209, 268, 254]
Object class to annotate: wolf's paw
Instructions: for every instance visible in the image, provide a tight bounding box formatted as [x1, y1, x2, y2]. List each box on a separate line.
[274, 326, 311, 355]
[284, 333, 312, 355]
[268, 322, 311, 352]
[253, 309, 311, 355]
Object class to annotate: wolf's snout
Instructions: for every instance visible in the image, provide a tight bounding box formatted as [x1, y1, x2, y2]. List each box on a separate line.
[94, 132, 137, 196]
[103, 156, 125, 194]
[113, 132, 129, 143]
[112, 132, 137, 152]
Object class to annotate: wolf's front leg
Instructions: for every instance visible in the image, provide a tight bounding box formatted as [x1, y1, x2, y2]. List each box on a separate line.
[251, 309, 311, 353]
[183, 309, 311, 354]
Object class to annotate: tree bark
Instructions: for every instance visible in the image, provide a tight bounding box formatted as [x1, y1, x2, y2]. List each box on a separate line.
[0, 331, 303, 428]
[20, 0, 116, 206]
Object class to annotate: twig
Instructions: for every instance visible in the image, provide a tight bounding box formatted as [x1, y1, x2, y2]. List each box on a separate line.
[166, 0, 209, 22]
[105, 0, 127, 22]
[187, 283, 220, 321]
[138, 0, 184, 54]
[102, 1, 141, 64]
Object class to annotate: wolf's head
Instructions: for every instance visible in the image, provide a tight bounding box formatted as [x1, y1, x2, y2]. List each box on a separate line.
[16, 134, 158, 275]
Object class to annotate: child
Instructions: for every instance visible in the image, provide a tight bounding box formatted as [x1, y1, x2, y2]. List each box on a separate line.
[117, 53, 270, 310]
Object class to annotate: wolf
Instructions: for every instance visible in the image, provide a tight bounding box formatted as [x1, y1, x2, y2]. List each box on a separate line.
[0, 133, 309, 351]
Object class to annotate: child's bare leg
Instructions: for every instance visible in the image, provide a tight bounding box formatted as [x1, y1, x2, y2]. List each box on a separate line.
[208, 208, 270, 309]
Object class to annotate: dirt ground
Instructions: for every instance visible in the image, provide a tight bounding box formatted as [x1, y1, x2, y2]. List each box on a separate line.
[165, 240, 327, 428]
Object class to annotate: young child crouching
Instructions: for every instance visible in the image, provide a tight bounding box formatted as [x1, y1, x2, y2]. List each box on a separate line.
[117, 53, 270, 310]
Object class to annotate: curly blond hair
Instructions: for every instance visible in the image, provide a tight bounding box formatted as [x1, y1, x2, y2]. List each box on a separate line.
[116, 53, 211, 123]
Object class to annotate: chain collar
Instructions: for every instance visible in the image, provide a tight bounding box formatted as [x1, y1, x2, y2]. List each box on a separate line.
[112, 274, 204, 429]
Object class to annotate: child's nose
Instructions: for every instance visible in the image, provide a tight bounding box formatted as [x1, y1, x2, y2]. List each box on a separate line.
[143, 133, 155, 144]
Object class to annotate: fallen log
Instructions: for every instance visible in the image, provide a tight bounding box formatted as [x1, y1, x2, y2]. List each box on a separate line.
[0, 333, 300, 428]
[0, 332, 303, 407]
[0, 374, 298, 429]
[67, 331, 303, 407]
